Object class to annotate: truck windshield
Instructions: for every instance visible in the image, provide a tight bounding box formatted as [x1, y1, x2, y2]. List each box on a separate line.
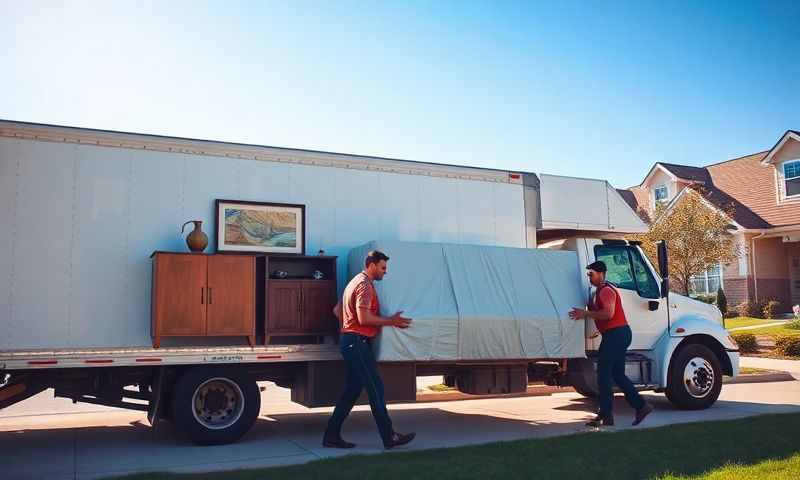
[594, 245, 660, 299]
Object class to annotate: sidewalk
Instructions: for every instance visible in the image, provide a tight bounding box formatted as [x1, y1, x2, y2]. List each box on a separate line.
[740, 356, 800, 380]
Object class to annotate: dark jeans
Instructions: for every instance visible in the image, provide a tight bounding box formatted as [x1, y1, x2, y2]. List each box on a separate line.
[598, 325, 646, 417]
[325, 333, 393, 443]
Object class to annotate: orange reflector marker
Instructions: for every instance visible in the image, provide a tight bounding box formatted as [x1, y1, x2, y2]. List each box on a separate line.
[257, 355, 282, 360]
[675, 327, 686, 333]
[85, 359, 113, 364]
[509, 173, 521, 179]
[135, 358, 162, 363]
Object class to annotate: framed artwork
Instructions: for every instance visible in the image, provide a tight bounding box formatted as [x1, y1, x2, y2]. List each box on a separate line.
[215, 199, 305, 255]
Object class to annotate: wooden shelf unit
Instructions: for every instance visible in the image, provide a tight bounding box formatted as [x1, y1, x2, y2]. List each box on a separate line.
[265, 255, 338, 344]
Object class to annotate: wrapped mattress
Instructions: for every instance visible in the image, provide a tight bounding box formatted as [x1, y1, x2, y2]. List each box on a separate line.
[347, 241, 587, 361]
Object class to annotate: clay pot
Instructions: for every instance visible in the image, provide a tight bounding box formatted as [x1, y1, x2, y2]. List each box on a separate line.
[181, 220, 208, 252]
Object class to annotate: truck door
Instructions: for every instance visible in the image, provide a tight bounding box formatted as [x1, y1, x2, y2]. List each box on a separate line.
[592, 244, 667, 350]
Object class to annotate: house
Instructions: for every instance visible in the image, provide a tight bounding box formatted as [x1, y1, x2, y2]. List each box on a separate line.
[620, 130, 800, 311]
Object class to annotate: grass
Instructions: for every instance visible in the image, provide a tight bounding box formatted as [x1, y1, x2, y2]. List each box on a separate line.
[745, 321, 800, 338]
[426, 383, 454, 392]
[738, 367, 774, 375]
[724, 317, 787, 330]
[107, 413, 800, 480]
[658, 454, 800, 480]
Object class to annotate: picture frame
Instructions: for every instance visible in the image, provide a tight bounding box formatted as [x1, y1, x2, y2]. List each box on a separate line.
[215, 199, 305, 255]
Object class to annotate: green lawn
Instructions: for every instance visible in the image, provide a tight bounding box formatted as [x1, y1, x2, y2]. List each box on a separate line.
[109, 413, 800, 480]
[745, 322, 800, 337]
[724, 317, 787, 330]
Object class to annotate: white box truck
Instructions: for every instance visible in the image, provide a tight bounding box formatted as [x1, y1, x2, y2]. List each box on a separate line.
[0, 120, 739, 445]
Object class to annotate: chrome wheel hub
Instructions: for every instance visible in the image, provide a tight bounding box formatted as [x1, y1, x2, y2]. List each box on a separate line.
[192, 378, 245, 430]
[683, 357, 715, 398]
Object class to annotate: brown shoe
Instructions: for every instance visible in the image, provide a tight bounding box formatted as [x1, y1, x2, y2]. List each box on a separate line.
[585, 415, 614, 427]
[384, 432, 416, 449]
[322, 435, 356, 449]
[632, 403, 654, 426]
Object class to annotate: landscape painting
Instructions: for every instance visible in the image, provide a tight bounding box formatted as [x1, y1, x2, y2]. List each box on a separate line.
[215, 200, 305, 254]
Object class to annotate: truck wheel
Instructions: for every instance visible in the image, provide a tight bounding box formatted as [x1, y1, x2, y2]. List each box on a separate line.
[172, 367, 261, 445]
[567, 358, 598, 398]
[665, 344, 722, 410]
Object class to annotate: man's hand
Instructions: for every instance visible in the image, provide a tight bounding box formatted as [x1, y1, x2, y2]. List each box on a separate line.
[569, 307, 588, 320]
[389, 311, 412, 329]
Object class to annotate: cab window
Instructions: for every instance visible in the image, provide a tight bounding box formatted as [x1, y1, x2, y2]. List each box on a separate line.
[594, 245, 660, 299]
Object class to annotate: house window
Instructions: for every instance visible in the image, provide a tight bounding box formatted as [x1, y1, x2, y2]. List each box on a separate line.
[784, 160, 800, 197]
[690, 263, 723, 296]
[654, 184, 668, 203]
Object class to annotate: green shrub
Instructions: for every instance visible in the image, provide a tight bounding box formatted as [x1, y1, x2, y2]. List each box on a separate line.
[731, 333, 758, 354]
[774, 335, 800, 357]
[737, 299, 768, 319]
[694, 294, 717, 305]
[762, 300, 781, 320]
[715, 287, 728, 317]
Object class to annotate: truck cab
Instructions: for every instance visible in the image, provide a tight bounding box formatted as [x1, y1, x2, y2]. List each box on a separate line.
[542, 236, 740, 410]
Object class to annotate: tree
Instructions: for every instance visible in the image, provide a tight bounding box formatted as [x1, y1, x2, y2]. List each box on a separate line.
[636, 187, 739, 296]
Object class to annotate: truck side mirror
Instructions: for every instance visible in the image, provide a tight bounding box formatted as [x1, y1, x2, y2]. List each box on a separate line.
[657, 240, 669, 298]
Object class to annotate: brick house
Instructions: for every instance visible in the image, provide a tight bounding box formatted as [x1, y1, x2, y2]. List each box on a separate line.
[619, 130, 800, 311]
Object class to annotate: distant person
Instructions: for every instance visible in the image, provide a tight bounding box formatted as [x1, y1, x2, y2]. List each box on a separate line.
[569, 260, 654, 427]
[323, 250, 415, 449]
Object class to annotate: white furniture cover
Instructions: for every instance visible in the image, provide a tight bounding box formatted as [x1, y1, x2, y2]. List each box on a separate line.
[347, 241, 587, 361]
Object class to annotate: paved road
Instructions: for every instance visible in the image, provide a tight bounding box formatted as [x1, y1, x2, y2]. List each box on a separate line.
[2, 379, 799, 479]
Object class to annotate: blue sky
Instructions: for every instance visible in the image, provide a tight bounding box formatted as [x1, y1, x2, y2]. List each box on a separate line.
[2, 0, 798, 188]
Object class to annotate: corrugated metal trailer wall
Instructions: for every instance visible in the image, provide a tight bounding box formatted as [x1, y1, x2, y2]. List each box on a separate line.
[0, 130, 527, 351]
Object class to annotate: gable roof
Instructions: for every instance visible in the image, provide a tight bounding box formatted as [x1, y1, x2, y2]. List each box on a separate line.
[623, 132, 800, 229]
[658, 163, 712, 183]
[760, 130, 800, 166]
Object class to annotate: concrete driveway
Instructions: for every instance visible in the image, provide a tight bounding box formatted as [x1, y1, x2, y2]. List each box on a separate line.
[2, 379, 800, 480]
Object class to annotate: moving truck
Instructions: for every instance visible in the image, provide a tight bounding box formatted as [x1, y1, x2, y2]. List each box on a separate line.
[0, 120, 739, 445]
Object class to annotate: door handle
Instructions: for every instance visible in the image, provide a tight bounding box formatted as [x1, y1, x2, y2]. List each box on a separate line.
[208, 287, 212, 305]
[201, 287, 204, 304]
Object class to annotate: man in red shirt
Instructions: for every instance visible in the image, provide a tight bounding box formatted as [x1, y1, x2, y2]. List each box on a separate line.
[570, 260, 654, 427]
[323, 250, 416, 449]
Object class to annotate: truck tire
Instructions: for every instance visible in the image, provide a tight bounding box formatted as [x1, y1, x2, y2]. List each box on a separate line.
[567, 358, 598, 398]
[171, 367, 261, 445]
[665, 344, 722, 410]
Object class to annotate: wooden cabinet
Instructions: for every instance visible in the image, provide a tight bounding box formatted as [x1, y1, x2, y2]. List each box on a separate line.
[265, 256, 338, 344]
[151, 252, 255, 348]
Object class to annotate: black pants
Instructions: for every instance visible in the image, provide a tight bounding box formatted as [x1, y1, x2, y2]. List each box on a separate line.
[598, 325, 646, 417]
[325, 333, 393, 443]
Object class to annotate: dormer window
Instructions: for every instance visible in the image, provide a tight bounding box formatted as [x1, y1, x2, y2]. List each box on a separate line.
[784, 160, 800, 197]
[654, 184, 668, 203]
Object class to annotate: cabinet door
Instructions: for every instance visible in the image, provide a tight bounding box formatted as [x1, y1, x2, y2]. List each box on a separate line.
[207, 255, 255, 335]
[302, 281, 337, 333]
[154, 254, 207, 335]
[267, 281, 303, 333]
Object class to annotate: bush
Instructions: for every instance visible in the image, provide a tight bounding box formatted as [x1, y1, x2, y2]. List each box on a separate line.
[736, 299, 769, 319]
[731, 333, 759, 354]
[694, 294, 717, 305]
[774, 335, 800, 357]
[716, 287, 728, 317]
[762, 300, 781, 320]
[723, 311, 738, 319]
